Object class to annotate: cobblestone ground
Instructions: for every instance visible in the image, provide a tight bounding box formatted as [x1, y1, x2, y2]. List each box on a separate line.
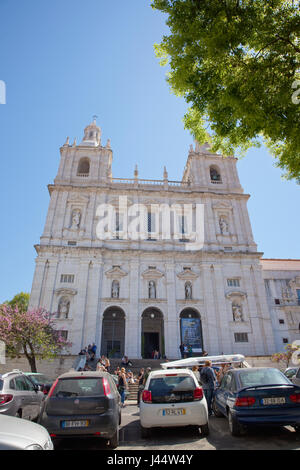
[54, 402, 300, 451]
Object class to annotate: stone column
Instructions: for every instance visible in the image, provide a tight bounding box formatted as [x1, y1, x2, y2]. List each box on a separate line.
[165, 262, 179, 359]
[82, 261, 103, 348]
[29, 258, 49, 309]
[69, 259, 92, 353]
[41, 190, 59, 242]
[201, 263, 222, 354]
[126, 259, 140, 358]
[213, 263, 233, 354]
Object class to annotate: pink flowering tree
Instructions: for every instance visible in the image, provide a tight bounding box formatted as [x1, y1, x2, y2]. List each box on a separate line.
[271, 343, 300, 370]
[0, 304, 71, 372]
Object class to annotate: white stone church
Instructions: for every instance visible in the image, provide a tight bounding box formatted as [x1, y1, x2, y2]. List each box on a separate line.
[28, 120, 300, 359]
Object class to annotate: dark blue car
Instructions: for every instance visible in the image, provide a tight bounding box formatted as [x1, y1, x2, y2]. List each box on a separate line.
[213, 367, 300, 436]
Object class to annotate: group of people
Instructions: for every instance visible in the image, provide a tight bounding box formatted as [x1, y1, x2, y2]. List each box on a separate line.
[76, 345, 232, 416]
[78, 343, 97, 361]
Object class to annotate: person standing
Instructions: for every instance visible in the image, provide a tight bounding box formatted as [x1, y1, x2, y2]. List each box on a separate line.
[118, 368, 128, 408]
[179, 343, 184, 359]
[137, 368, 145, 406]
[200, 360, 217, 417]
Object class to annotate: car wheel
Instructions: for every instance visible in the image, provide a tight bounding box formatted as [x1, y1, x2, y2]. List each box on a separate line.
[200, 423, 209, 437]
[228, 410, 242, 437]
[212, 399, 223, 418]
[141, 425, 151, 438]
[107, 427, 119, 449]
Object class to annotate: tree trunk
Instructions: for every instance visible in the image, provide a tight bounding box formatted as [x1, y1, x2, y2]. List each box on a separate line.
[23, 343, 37, 372]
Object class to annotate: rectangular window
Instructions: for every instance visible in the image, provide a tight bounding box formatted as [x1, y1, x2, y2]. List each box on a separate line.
[68, 241, 77, 246]
[283, 338, 289, 344]
[279, 319, 285, 324]
[275, 298, 281, 305]
[227, 279, 240, 287]
[56, 331, 68, 340]
[60, 274, 74, 283]
[234, 333, 248, 343]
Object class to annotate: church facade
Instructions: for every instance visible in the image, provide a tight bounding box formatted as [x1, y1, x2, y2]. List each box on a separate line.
[29, 120, 298, 359]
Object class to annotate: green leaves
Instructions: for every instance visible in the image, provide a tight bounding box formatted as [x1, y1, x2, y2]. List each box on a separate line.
[152, 0, 300, 180]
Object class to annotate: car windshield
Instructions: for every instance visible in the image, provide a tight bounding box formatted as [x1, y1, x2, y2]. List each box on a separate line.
[52, 378, 104, 398]
[148, 375, 196, 404]
[238, 369, 289, 388]
[29, 374, 52, 385]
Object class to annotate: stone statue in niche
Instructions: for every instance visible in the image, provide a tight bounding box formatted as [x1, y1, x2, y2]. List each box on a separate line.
[149, 281, 156, 299]
[219, 216, 229, 235]
[111, 280, 120, 299]
[185, 281, 192, 300]
[58, 297, 70, 319]
[71, 209, 81, 229]
[232, 303, 243, 322]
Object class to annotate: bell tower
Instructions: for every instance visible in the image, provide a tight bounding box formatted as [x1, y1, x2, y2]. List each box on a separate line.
[54, 118, 113, 185]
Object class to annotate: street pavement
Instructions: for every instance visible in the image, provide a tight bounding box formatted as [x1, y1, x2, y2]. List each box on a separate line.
[54, 400, 300, 451]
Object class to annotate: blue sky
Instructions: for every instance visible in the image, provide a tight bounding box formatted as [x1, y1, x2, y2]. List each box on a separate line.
[0, 0, 299, 303]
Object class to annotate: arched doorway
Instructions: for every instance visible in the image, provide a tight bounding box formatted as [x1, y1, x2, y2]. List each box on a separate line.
[101, 307, 125, 358]
[180, 309, 204, 355]
[141, 308, 164, 359]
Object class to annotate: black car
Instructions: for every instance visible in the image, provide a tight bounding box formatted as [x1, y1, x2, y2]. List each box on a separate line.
[38, 371, 121, 448]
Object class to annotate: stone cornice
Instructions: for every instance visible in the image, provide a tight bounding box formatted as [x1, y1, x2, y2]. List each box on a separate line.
[47, 183, 250, 200]
[34, 244, 264, 261]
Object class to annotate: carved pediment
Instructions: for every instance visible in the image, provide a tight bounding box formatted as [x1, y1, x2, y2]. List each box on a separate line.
[177, 269, 199, 280]
[225, 290, 247, 300]
[107, 196, 133, 206]
[141, 268, 164, 279]
[212, 201, 233, 211]
[105, 266, 128, 278]
[67, 193, 90, 205]
[54, 288, 77, 296]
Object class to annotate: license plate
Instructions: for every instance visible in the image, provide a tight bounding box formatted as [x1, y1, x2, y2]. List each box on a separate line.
[162, 408, 186, 416]
[62, 420, 89, 428]
[261, 397, 286, 405]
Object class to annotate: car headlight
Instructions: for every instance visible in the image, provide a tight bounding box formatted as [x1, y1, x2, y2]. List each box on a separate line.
[25, 444, 44, 450]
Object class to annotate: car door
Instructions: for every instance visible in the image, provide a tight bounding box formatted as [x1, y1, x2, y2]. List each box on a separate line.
[14, 375, 31, 419]
[215, 375, 231, 414]
[23, 376, 42, 420]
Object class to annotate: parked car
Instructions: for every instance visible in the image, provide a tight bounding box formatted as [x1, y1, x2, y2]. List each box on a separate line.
[284, 367, 299, 380]
[0, 370, 45, 420]
[24, 373, 53, 395]
[213, 367, 300, 436]
[38, 371, 121, 449]
[292, 367, 300, 387]
[139, 368, 209, 438]
[0, 414, 53, 450]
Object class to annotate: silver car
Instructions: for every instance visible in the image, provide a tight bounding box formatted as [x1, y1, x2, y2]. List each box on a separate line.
[0, 414, 53, 450]
[292, 367, 300, 387]
[0, 370, 44, 420]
